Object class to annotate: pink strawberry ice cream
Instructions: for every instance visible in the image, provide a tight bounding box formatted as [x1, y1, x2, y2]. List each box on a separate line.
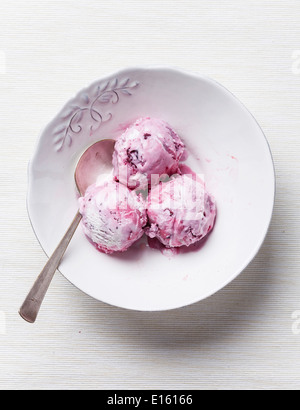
[78, 179, 147, 254]
[112, 117, 185, 189]
[78, 117, 217, 255]
[145, 174, 216, 248]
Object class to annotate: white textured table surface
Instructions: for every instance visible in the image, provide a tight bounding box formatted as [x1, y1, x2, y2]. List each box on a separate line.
[1, 0, 300, 390]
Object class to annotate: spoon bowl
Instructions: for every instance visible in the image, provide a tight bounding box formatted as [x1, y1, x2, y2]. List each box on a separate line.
[19, 139, 115, 323]
[75, 139, 115, 195]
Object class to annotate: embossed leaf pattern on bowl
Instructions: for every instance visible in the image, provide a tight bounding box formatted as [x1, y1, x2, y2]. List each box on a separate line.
[53, 78, 139, 152]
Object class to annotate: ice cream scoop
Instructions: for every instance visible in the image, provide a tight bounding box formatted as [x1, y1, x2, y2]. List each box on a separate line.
[146, 174, 217, 248]
[112, 117, 185, 190]
[19, 139, 116, 323]
[79, 180, 147, 254]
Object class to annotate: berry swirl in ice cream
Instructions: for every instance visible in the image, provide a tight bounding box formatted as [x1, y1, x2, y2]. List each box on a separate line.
[78, 180, 147, 254]
[112, 117, 185, 189]
[145, 174, 217, 248]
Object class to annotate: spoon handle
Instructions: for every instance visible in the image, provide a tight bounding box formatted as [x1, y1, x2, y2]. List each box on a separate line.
[19, 211, 82, 323]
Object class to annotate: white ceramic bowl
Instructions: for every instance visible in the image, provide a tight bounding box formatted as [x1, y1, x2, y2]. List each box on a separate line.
[27, 67, 275, 311]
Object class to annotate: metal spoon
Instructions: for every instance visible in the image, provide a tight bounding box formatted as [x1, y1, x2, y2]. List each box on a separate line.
[19, 139, 115, 323]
